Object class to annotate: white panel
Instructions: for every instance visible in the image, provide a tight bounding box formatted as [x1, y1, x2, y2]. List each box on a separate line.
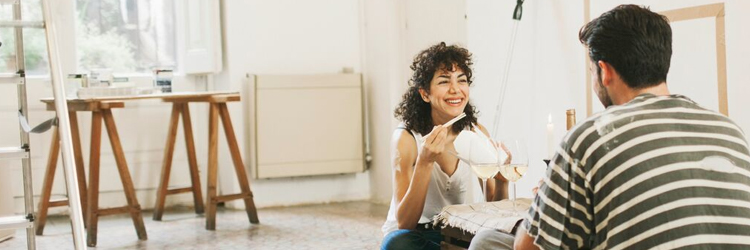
[259, 160, 364, 179]
[668, 18, 719, 112]
[0, 160, 14, 241]
[176, 0, 222, 74]
[254, 74, 364, 178]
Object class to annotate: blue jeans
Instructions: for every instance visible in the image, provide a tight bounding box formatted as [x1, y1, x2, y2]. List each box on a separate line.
[381, 229, 442, 250]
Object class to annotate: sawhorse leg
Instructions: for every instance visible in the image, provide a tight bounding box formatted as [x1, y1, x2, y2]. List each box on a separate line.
[87, 106, 147, 247]
[153, 102, 205, 221]
[205, 102, 259, 230]
[36, 111, 87, 235]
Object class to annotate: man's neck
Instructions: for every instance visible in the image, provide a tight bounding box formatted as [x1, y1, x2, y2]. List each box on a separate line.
[614, 82, 670, 105]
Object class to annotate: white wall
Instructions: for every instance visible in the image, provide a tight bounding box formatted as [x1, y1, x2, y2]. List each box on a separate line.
[216, 0, 371, 208]
[362, 0, 405, 204]
[365, 0, 469, 204]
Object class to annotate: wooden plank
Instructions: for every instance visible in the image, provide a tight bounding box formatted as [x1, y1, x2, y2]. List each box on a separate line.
[48, 199, 69, 207]
[101, 109, 147, 240]
[218, 103, 259, 224]
[87, 111, 103, 247]
[584, 0, 592, 117]
[181, 103, 205, 214]
[162, 94, 240, 103]
[40, 91, 239, 103]
[660, 3, 724, 22]
[212, 193, 251, 203]
[166, 187, 194, 195]
[153, 104, 182, 221]
[69, 111, 88, 225]
[716, 11, 728, 115]
[96, 206, 132, 217]
[35, 127, 59, 235]
[99, 101, 125, 110]
[46, 102, 96, 112]
[659, 3, 727, 115]
[44, 101, 124, 112]
[205, 103, 220, 230]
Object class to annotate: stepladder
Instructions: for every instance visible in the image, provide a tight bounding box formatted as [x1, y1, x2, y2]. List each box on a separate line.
[0, 0, 87, 249]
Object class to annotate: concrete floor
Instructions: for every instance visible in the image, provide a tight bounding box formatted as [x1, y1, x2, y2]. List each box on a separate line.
[0, 201, 389, 249]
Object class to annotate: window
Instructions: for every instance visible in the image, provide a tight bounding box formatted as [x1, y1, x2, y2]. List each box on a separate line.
[0, 0, 49, 75]
[0, 0, 177, 76]
[76, 0, 176, 74]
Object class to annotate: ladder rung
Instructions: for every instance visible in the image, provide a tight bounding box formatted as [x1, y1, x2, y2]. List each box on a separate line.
[0, 73, 24, 85]
[0, 147, 29, 160]
[0, 20, 45, 28]
[0, 215, 33, 230]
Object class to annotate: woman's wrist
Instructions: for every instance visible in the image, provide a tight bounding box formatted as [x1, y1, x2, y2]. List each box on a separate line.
[414, 158, 434, 170]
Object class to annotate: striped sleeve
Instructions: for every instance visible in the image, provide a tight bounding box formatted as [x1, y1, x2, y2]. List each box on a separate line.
[523, 146, 593, 249]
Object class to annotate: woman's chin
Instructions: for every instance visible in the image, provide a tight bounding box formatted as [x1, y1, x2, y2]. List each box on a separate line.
[446, 109, 465, 118]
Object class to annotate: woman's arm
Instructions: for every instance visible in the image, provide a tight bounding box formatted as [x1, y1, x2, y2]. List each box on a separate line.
[393, 126, 449, 229]
[475, 123, 509, 201]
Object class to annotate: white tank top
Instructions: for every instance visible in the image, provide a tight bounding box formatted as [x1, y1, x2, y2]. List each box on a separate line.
[381, 125, 484, 235]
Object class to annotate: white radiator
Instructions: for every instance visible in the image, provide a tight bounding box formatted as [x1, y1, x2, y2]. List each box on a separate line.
[245, 74, 366, 179]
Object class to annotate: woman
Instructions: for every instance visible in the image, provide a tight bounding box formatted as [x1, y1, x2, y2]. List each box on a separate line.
[381, 42, 508, 250]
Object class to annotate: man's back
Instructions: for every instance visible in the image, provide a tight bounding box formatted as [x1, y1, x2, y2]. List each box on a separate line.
[524, 93, 750, 249]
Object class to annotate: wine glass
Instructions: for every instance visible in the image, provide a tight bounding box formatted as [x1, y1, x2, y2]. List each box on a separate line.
[497, 137, 529, 212]
[468, 136, 500, 202]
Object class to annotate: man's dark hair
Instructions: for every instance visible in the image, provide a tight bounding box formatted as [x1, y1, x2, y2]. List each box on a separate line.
[579, 4, 672, 89]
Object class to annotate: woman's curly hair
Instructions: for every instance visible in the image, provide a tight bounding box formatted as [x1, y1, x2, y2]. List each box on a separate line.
[394, 42, 478, 136]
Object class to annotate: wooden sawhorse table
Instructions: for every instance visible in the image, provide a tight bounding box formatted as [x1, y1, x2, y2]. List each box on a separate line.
[37, 100, 147, 247]
[38, 92, 260, 244]
[157, 93, 259, 230]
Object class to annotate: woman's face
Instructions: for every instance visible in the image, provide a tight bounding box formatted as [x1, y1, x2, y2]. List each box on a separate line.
[419, 66, 470, 123]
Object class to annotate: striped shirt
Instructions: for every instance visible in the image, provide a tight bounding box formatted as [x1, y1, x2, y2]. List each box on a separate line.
[523, 93, 750, 250]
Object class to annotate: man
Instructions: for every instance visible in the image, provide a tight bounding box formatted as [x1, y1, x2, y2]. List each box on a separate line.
[472, 4, 750, 250]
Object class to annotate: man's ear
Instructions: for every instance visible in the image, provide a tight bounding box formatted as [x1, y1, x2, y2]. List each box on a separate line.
[418, 88, 430, 103]
[597, 60, 616, 87]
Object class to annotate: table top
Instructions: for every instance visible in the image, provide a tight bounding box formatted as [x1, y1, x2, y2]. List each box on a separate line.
[41, 91, 240, 103]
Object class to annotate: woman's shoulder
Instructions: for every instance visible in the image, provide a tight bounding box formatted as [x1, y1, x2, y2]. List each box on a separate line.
[392, 126, 416, 148]
[391, 126, 419, 159]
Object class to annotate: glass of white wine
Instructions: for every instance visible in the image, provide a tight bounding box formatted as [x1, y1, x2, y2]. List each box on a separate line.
[468, 136, 500, 203]
[497, 137, 529, 212]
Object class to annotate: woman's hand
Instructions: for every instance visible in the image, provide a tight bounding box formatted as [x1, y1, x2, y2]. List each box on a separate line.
[416, 125, 449, 167]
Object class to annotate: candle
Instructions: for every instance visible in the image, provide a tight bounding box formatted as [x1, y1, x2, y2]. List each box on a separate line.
[547, 114, 554, 159]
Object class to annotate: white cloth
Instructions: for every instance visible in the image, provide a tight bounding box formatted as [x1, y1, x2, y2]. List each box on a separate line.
[382, 125, 484, 235]
[434, 198, 532, 235]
